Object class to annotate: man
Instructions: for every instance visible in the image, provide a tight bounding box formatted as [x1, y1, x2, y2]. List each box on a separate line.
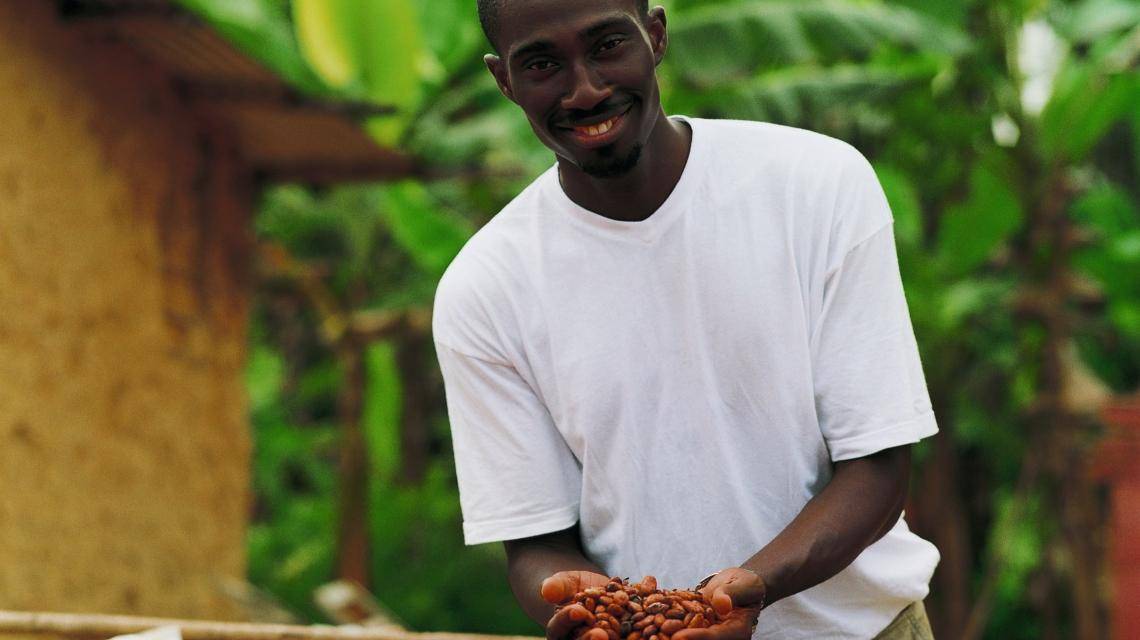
[431, 1, 940, 638]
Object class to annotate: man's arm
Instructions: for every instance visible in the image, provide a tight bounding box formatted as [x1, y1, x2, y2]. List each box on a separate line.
[741, 444, 910, 603]
[504, 524, 609, 627]
[676, 445, 911, 640]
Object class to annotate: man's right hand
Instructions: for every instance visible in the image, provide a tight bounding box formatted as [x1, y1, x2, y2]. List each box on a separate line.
[540, 570, 611, 640]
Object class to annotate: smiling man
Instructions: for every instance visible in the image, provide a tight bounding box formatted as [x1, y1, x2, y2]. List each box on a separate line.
[431, 1, 940, 638]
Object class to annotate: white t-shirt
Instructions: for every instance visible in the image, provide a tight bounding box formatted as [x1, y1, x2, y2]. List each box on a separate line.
[432, 116, 940, 639]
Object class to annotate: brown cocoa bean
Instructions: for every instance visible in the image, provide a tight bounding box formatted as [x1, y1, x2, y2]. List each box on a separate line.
[653, 614, 666, 626]
[634, 617, 653, 630]
[628, 602, 644, 613]
[627, 633, 642, 640]
[665, 608, 685, 620]
[595, 605, 606, 614]
[645, 602, 668, 615]
[688, 614, 706, 628]
[682, 613, 693, 626]
[643, 626, 658, 637]
[681, 600, 702, 614]
[644, 594, 666, 606]
[606, 630, 620, 640]
[660, 620, 684, 635]
[632, 612, 646, 622]
[608, 604, 625, 617]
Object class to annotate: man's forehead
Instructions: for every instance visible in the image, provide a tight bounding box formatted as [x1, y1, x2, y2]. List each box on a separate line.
[498, 0, 642, 56]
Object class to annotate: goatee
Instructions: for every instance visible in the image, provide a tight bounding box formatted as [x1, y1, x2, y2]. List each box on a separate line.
[582, 143, 643, 179]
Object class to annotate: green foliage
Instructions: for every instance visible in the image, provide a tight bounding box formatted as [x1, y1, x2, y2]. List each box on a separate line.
[935, 157, 1025, 277]
[183, 0, 1140, 635]
[380, 182, 474, 278]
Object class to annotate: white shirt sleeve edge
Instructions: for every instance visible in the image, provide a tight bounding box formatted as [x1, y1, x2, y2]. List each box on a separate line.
[827, 409, 938, 462]
[462, 505, 580, 546]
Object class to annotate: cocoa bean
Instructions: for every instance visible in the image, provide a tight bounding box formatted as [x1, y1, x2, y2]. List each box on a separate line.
[660, 620, 684, 635]
[645, 602, 668, 615]
[665, 608, 685, 620]
[653, 614, 666, 626]
[688, 614, 706, 628]
[632, 612, 646, 622]
[643, 626, 658, 637]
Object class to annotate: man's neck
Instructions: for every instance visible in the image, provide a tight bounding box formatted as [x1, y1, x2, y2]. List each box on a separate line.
[556, 110, 692, 223]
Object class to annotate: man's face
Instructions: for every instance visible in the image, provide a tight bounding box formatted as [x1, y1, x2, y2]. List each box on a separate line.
[486, 0, 667, 178]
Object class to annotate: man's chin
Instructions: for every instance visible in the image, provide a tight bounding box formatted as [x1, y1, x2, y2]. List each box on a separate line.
[580, 143, 643, 179]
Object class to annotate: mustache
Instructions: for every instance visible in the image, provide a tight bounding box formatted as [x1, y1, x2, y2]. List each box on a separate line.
[558, 100, 633, 126]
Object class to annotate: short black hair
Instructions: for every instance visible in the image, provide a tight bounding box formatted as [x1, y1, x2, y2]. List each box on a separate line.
[477, 0, 650, 54]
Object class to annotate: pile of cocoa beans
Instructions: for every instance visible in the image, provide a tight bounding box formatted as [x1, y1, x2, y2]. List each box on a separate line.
[563, 576, 722, 640]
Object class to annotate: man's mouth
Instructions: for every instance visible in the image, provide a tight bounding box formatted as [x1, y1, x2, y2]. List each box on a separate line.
[560, 105, 633, 148]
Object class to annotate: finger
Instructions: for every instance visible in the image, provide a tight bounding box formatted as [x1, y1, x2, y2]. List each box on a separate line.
[671, 628, 713, 640]
[541, 574, 580, 604]
[717, 574, 766, 610]
[710, 588, 733, 616]
[546, 604, 593, 639]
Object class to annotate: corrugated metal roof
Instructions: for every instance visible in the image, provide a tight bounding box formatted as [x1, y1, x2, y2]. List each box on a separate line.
[58, 0, 419, 185]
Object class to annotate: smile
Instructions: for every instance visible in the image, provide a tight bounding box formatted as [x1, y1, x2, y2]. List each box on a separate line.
[564, 106, 632, 148]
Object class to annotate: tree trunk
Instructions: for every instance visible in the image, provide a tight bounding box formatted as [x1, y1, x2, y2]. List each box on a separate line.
[336, 341, 370, 587]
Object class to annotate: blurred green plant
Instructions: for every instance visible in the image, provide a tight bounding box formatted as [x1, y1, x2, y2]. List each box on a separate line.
[179, 0, 1140, 637]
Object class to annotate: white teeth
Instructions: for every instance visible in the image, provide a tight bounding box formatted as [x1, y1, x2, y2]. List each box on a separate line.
[577, 115, 617, 137]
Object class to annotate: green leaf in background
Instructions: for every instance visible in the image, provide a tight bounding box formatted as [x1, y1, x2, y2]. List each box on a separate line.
[668, 1, 970, 86]
[874, 163, 924, 250]
[380, 181, 474, 276]
[293, 0, 361, 90]
[176, 0, 328, 95]
[363, 341, 401, 483]
[416, 0, 486, 79]
[1070, 183, 1139, 238]
[360, 0, 425, 145]
[1040, 63, 1140, 163]
[1052, 0, 1140, 44]
[292, 0, 424, 145]
[936, 159, 1024, 276]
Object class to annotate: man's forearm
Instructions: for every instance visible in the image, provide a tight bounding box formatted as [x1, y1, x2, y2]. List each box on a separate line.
[505, 526, 607, 626]
[740, 445, 910, 604]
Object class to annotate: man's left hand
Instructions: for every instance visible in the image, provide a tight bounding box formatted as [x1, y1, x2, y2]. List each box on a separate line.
[673, 568, 766, 640]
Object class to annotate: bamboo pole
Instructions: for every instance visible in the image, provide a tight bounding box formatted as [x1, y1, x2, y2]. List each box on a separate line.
[0, 612, 539, 640]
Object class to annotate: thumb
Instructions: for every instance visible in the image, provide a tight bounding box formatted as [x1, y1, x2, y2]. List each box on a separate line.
[541, 571, 608, 604]
[711, 570, 766, 614]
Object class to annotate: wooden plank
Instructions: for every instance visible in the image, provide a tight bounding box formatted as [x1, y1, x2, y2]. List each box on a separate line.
[0, 611, 540, 640]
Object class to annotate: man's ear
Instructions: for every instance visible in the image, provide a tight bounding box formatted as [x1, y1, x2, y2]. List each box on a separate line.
[484, 53, 516, 103]
[647, 6, 668, 66]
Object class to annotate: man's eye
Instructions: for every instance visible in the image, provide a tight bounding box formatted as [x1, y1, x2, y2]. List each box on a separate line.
[597, 37, 625, 52]
[526, 60, 557, 71]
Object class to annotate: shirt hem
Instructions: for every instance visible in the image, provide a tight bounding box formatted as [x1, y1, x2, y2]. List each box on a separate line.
[463, 505, 580, 546]
[827, 409, 938, 462]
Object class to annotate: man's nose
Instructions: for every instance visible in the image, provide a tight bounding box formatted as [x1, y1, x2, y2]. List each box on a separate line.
[561, 62, 612, 112]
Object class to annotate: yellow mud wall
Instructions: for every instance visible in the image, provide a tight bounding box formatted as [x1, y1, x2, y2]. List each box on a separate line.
[0, 2, 253, 620]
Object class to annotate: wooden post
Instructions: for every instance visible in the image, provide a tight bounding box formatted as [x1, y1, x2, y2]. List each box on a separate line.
[1093, 396, 1140, 640]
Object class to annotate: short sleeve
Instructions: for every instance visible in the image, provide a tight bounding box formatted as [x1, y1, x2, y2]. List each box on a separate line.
[811, 225, 938, 461]
[436, 343, 582, 545]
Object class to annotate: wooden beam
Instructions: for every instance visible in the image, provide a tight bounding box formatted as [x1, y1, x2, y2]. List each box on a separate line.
[0, 611, 540, 640]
